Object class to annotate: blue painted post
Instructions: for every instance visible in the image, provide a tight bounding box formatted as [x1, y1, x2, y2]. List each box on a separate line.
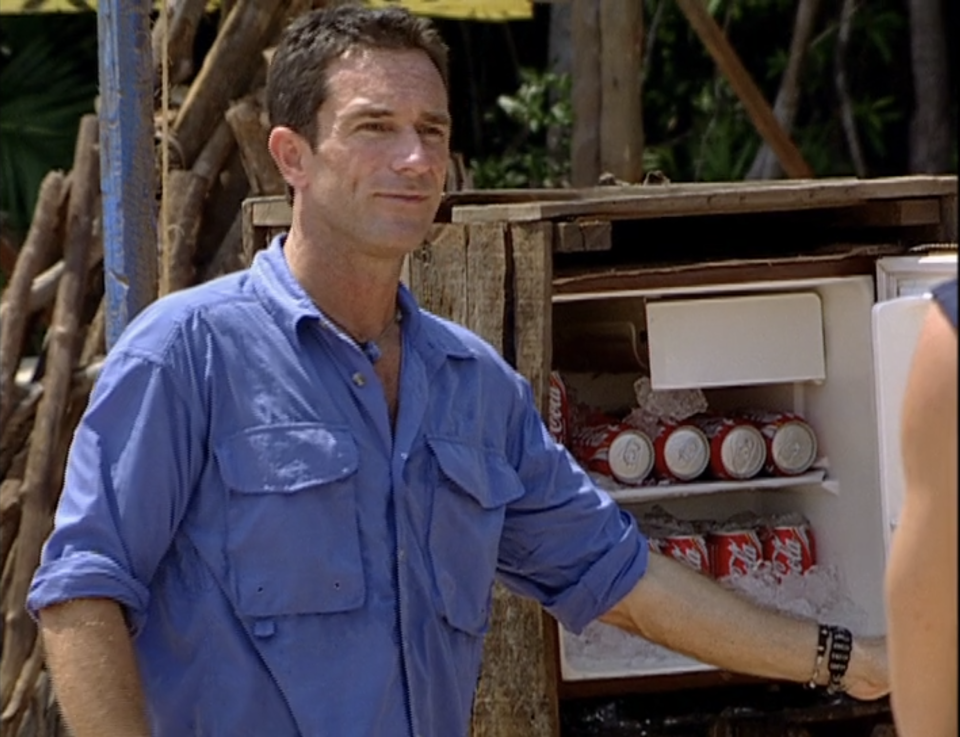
[98, 0, 157, 350]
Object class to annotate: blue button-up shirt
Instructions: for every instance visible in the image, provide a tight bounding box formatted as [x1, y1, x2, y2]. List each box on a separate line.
[28, 237, 647, 737]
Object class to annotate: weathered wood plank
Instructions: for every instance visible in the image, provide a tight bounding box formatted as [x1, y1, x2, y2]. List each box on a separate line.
[511, 222, 554, 409]
[939, 193, 958, 242]
[248, 196, 293, 228]
[468, 222, 556, 737]
[451, 176, 959, 224]
[571, 0, 601, 187]
[225, 93, 287, 196]
[408, 224, 469, 326]
[465, 223, 507, 353]
[555, 221, 612, 253]
[472, 586, 558, 737]
[240, 198, 269, 267]
[599, 0, 643, 183]
[827, 198, 943, 228]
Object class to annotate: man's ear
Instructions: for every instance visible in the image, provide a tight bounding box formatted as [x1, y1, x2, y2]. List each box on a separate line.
[268, 127, 311, 192]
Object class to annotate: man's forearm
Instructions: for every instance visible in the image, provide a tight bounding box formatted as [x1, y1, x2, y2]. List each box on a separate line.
[600, 552, 887, 698]
[39, 598, 150, 737]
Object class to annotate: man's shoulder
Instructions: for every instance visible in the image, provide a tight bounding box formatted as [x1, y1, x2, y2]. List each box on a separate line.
[113, 270, 258, 360]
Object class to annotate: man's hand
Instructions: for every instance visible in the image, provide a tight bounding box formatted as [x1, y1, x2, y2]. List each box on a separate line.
[601, 552, 889, 699]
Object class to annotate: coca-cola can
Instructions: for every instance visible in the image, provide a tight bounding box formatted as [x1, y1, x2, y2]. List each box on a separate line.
[690, 415, 767, 480]
[708, 529, 763, 578]
[761, 523, 817, 578]
[572, 423, 655, 485]
[653, 423, 711, 482]
[738, 410, 818, 476]
[547, 371, 569, 446]
[658, 533, 711, 576]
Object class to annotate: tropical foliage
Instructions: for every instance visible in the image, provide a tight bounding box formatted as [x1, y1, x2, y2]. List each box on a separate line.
[0, 14, 99, 235]
[473, 0, 956, 188]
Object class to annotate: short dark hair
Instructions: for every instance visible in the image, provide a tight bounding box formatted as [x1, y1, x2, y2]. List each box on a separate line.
[266, 4, 450, 149]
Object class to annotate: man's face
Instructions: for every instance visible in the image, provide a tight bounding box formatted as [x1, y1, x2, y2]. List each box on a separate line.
[299, 47, 451, 258]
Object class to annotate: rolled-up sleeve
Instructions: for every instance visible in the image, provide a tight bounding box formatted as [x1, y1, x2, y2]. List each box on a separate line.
[496, 381, 648, 635]
[27, 349, 204, 635]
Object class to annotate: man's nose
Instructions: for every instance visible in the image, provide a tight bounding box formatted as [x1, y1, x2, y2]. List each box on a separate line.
[392, 129, 439, 175]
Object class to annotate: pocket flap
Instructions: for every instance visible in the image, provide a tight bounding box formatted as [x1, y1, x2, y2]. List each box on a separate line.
[216, 424, 358, 493]
[427, 438, 525, 509]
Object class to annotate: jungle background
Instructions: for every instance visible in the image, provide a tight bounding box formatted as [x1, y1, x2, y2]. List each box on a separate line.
[0, 0, 956, 247]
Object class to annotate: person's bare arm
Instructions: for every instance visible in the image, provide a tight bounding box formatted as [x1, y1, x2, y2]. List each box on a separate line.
[600, 552, 889, 699]
[884, 302, 958, 737]
[39, 598, 151, 737]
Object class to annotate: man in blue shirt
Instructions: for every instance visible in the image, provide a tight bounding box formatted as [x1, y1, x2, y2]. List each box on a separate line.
[29, 6, 889, 736]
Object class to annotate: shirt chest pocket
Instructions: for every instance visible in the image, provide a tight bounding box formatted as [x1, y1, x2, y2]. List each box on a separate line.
[426, 438, 525, 636]
[215, 424, 364, 618]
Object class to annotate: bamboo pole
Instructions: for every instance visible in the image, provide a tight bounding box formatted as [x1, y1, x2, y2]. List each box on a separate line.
[0, 116, 100, 712]
[0, 174, 68, 430]
[675, 0, 815, 179]
[159, 120, 237, 295]
[172, 0, 294, 169]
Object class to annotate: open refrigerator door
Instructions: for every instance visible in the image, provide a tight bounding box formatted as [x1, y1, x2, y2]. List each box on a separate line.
[871, 295, 934, 553]
[872, 251, 957, 553]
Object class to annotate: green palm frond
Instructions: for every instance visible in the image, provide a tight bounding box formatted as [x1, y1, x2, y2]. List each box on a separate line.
[0, 15, 98, 235]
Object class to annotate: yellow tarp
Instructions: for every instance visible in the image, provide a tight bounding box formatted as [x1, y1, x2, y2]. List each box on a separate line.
[0, 0, 533, 19]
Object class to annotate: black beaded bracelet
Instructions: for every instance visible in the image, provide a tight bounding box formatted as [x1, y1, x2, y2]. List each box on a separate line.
[825, 625, 853, 695]
[806, 624, 830, 689]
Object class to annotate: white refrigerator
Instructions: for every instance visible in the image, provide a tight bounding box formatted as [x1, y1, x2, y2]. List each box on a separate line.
[551, 251, 958, 683]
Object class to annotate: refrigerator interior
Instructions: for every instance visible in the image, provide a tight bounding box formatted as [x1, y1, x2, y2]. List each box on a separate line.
[552, 275, 890, 682]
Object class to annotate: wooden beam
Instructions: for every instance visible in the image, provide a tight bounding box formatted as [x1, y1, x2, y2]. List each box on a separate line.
[675, 0, 815, 179]
[451, 176, 959, 224]
[599, 0, 644, 183]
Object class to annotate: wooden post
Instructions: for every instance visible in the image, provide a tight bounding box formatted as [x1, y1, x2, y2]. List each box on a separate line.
[599, 0, 644, 183]
[98, 0, 158, 349]
[675, 0, 814, 179]
[573, 0, 643, 185]
[571, 0, 601, 186]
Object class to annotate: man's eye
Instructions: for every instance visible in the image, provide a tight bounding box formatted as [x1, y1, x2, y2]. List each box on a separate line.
[359, 122, 391, 133]
[419, 126, 448, 141]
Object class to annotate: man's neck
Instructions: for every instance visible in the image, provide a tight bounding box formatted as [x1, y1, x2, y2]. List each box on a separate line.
[283, 223, 404, 344]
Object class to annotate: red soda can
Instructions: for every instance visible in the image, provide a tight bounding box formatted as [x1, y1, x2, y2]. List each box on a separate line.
[547, 371, 569, 445]
[572, 422, 655, 485]
[658, 533, 711, 576]
[708, 529, 763, 578]
[690, 415, 766, 480]
[761, 522, 817, 578]
[738, 409, 818, 476]
[653, 423, 711, 482]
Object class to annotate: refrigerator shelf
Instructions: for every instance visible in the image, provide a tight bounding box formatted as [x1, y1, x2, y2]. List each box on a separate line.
[588, 469, 830, 504]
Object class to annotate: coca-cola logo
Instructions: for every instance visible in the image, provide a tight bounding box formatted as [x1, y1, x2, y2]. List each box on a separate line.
[770, 535, 804, 575]
[573, 425, 612, 449]
[676, 545, 703, 571]
[726, 539, 760, 572]
[548, 384, 565, 435]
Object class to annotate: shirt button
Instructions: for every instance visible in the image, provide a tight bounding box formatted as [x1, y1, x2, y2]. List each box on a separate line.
[398, 548, 406, 562]
[352, 372, 366, 387]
